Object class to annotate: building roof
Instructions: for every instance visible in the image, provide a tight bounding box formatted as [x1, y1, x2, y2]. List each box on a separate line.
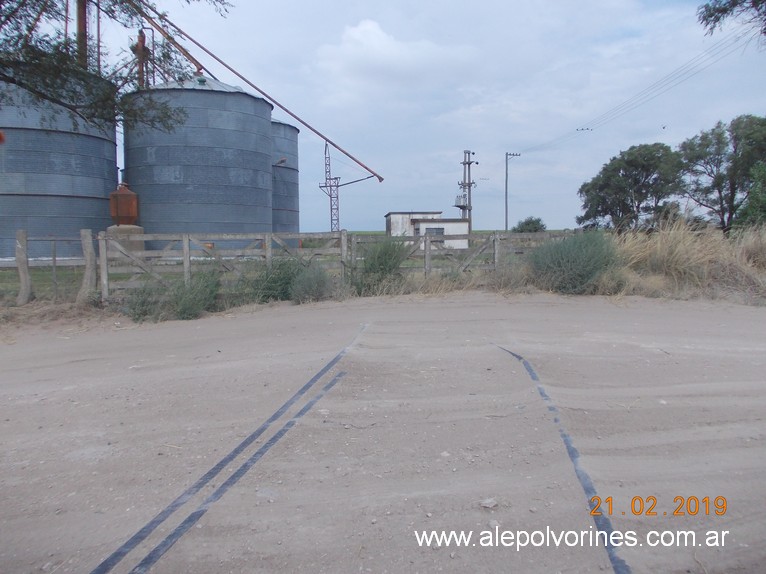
[384, 211, 442, 218]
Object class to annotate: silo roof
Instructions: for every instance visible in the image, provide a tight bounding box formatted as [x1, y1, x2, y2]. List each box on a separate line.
[151, 75, 245, 93]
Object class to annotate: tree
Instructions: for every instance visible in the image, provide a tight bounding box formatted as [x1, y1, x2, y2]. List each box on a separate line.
[0, 0, 231, 131]
[735, 161, 766, 226]
[698, 1, 766, 38]
[576, 143, 684, 231]
[679, 115, 766, 232]
[511, 216, 547, 233]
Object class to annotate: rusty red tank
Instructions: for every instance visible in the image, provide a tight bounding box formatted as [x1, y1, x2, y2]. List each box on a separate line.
[109, 182, 139, 225]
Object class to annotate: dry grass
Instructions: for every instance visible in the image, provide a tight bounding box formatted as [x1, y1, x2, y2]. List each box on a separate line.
[414, 270, 481, 295]
[0, 300, 117, 329]
[733, 226, 766, 270]
[484, 259, 535, 293]
[617, 222, 721, 289]
[613, 222, 766, 303]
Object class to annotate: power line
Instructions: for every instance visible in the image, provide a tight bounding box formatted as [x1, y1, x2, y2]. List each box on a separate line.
[584, 29, 751, 130]
[520, 26, 753, 155]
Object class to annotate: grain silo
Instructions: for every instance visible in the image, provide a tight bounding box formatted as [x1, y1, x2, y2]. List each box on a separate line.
[0, 83, 117, 258]
[123, 75, 274, 240]
[271, 121, 300, 233]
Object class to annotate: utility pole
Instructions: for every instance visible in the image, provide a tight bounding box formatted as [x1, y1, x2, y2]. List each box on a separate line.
[455, 150, 478, 233]
[504, 152, 520, 231]
[320, 142, 341, 231]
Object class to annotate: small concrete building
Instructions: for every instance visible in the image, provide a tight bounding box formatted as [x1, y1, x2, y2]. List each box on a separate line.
[384, 212, 469, 249]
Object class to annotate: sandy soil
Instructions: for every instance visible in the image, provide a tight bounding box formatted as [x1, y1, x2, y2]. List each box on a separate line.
[0, 292, 764, 574]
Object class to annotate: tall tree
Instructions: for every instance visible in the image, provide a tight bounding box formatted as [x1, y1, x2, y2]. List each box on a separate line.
[577, 143, 684, 230]
[735, 161, 766, 226]
[698, 1, 766, 37]
[0, 0, 231, 131]
[679, 115, 766, 232]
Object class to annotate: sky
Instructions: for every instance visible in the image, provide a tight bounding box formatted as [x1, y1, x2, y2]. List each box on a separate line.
[112, 0, 765, 231]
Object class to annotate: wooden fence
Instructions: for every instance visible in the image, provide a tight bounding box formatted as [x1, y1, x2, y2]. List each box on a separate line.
[351, 231, 575, 275]
[97, 231, 348, 300]
[9, 229, 576, 305]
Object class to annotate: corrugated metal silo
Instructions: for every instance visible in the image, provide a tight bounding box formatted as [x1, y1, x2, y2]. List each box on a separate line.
[271, 121, 300, 233]
[0, 83, 117, 258]
[123, 76, 274, 241]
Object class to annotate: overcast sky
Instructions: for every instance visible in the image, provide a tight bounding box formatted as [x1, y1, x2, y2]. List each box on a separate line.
[117, 0, 765, 231]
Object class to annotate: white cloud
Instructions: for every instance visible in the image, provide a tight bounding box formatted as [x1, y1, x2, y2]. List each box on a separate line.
[315, 19, 475, 107]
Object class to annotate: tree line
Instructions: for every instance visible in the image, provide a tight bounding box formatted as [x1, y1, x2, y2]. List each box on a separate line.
[576, 115, 766, 232]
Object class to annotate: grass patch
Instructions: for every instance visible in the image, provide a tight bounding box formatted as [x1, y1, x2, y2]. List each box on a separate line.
[290, 264, 335, 304]
[611, 223, 766, 302]
[167, 272, 221, 320]
[526, 232, 618, 295]
[352, 238, 411, 296]
[125, 272, 221, 322]
[616, 223, 721, 289]
[0, 266, 83, 304]
[124, 282, 164, 322]
[247, 259, 303, 303]
[733, 225, 766, 270]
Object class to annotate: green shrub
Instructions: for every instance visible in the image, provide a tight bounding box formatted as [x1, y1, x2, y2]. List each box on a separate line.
[527, 232, 618, 294]
[125, 282, 163, 322]
[167, 272, 221, 320]
[353, 238, 410, 295]
[249, 259, 303, 303]
[290, 264, 334, 304]
[124, 272, 220, 322]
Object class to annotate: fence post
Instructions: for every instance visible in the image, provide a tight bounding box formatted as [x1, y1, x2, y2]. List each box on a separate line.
[424, 235, 432, 276]
[340, 229, 348, 279]
[264, 233, 273, 268]
[51, 240, 58, 300]
[76, 229, 97, 306]
[98, 231, 109, 302]
[350, 234, 358, 270]
[15, 230, 33, 305]
[182, 234, 191, 286]
[492, 233, 499, 271]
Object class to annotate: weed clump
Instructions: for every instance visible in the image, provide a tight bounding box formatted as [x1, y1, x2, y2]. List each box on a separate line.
[125, 272, 220, 322]
[353, 238, 410, 295]
[125, 282, 163, 322]
[167, 272, 220, 320]
[250, 259, 303, 303]
[527, 232, 618, 295]
[290, 264, 334, 304]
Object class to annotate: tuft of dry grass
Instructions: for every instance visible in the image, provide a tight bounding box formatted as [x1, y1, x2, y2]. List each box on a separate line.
[613, 222, 766, 302]
[0, 300, 117, 328]
[485, 260, 535, 293]
[414, 270, 480, 295]
[616, 222, 724, 289]
[733, 225, 766, 270]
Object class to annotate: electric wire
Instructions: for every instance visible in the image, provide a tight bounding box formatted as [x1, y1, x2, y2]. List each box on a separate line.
[584, 29, 752, 130]
[520, 26, 753, 155]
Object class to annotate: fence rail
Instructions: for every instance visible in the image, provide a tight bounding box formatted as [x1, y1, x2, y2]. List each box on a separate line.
[96, 231, 348, 300]
[7, 229, 577, 305]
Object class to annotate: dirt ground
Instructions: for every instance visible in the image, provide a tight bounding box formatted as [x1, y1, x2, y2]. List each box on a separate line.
[1, 292, 764, 574]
